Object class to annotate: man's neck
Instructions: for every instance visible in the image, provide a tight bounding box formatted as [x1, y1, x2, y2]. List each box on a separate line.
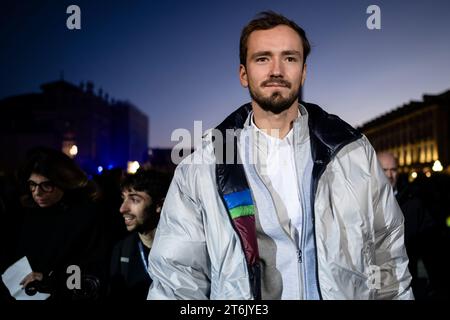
[252, 101, 299, 139]
[138, 228, 156, 249]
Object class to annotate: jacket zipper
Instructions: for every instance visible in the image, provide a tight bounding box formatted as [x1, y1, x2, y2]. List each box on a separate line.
[292, 134, 307, 300]
[250, 135, 304, 300]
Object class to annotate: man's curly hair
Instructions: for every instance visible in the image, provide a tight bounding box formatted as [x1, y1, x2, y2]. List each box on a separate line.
[120, 169, 171, 204]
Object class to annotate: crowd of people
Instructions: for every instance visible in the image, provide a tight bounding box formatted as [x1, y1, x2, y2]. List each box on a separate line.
[0, 147, 171, 301]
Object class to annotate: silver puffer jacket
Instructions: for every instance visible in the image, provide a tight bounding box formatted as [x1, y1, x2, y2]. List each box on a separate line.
[147, 103, 413, 300]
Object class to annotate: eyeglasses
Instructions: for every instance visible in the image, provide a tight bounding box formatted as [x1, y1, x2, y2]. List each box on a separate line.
[27, 180, 56, 193]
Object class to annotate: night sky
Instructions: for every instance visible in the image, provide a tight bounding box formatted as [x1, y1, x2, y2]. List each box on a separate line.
[1, 0, 450, 147]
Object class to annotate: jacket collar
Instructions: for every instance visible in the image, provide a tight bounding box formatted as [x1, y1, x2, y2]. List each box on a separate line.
[215, 101, 362, 164]
[304, 102, 362, 165]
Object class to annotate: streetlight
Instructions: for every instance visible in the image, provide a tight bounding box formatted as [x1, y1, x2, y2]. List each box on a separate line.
[127, 161, 140, 174]
[432, 160, 443, 172]
[69, 145, 78, 157]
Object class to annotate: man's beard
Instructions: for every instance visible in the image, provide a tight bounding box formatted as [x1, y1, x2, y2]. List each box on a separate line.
[249, 79, 300, 114]
[135, 203, 159, 234]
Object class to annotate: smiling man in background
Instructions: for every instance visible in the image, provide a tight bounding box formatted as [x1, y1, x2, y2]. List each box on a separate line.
[108, 169, 170, 300]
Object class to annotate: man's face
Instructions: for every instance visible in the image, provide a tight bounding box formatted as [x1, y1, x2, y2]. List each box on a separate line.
[378, 153, 399, 188]
[239, 25, 307, 114]
[120, 188, 152, 233]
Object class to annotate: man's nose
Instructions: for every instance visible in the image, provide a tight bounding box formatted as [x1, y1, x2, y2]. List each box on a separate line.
[386, 169, 394, 178]
[270, 57, 283, 77]
[119, 202, 128, 214]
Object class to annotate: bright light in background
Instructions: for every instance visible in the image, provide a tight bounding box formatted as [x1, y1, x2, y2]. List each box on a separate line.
[409, 171, 418, 183]
[447, 216, 450, 228]
[432, 160, 443, 172]
[97, 166, 103, 174]
[69, 145, 78, 157]
[425, 171, 431, 178]
[107, 164, 114, 170]
[127, 161, 140, 174]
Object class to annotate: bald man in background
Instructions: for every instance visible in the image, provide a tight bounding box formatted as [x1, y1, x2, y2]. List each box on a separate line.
[377, 151, 446, 299]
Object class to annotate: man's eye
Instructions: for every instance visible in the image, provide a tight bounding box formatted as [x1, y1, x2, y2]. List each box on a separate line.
[256, 57, 268, 62]
[286, 57, 297, 62]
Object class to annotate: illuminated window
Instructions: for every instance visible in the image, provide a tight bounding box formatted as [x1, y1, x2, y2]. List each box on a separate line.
[399, 146, 405, 166]
[426, 141, 432, 163]
[432, 141, 439, 161]
[406, 145, 412, 165]
[419, 141, 426, 163]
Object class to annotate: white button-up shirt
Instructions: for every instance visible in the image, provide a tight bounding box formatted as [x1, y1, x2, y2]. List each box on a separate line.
[251, 114, 302, 234]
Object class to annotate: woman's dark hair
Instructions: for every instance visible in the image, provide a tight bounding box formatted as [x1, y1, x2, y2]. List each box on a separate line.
[239, 11, 311, 66]
[19, 146, 97, 207]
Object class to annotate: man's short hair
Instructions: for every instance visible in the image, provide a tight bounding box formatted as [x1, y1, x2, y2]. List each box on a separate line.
[120, 169, 171, 202]
[239, 11, 311, 66]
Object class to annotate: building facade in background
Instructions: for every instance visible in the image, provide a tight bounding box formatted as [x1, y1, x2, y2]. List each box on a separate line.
[359, 90, 450, 177]
[0, 80, 149, 175]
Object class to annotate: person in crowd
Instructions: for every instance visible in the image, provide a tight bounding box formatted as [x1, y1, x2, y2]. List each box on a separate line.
[378, 151, 449, 299]
[108, 169, 170, 300]
[11, 146, 108, 300]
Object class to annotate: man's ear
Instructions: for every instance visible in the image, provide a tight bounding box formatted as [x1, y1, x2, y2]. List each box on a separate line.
[156, 197, 165, 214]
[301, 63, 307, 86]
[239, 64, 248, 88]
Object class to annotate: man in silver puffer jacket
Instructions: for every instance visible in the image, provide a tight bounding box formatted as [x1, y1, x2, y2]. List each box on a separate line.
[147, 11, 413, 300]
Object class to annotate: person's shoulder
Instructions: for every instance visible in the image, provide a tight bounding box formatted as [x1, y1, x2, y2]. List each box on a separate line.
[397, 184, 424, 207]
[113, 232, 137, 251]
[172, 137, 216, 181]
[332, 134, 371, 159]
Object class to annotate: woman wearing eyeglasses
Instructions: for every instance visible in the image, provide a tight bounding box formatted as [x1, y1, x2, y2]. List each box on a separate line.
[12, 147, 108, 300]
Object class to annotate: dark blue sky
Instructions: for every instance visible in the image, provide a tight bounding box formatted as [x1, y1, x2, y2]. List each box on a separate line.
[1, 0, 450, 147]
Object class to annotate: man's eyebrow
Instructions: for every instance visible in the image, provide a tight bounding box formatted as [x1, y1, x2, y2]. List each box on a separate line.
[282, 50, 302, 57]
[250, 51, 272, 59]
[124, 192, 145, 199]
[250, 50, 303, 60]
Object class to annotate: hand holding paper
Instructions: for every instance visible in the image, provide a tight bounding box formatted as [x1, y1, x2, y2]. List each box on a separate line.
[1, 257, 50, 300]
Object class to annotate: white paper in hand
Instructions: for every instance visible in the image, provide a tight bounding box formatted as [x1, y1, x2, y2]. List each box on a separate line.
[1, 256, 50, 300]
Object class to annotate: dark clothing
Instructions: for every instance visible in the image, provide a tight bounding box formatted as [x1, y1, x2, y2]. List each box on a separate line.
[10, 197, 108, 300]
[109, 232, 152, 300]
[396, 185, 448, 299]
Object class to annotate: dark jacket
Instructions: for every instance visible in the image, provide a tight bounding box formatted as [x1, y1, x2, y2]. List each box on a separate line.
[109, 232, 152, 300]
[12, 196, 108, 300]
[396, 184, 448, 299]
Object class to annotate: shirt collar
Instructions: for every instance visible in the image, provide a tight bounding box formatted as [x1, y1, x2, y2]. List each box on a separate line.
[250, 109, 299, 147]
